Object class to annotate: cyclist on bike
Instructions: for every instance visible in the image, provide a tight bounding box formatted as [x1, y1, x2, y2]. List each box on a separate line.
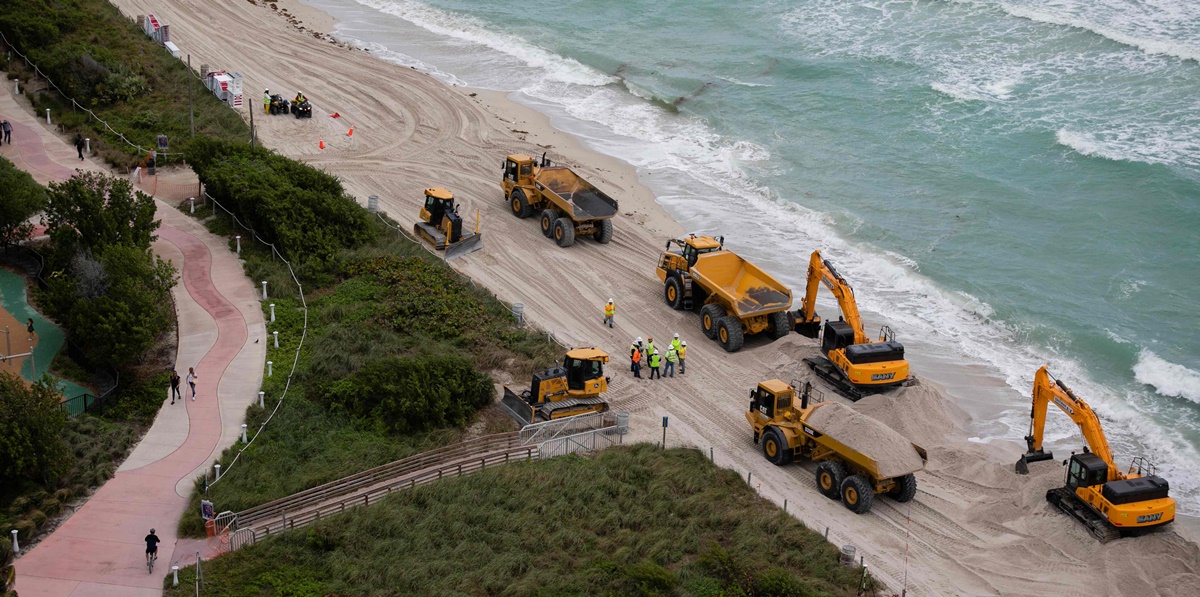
[145, 528, 160, 563]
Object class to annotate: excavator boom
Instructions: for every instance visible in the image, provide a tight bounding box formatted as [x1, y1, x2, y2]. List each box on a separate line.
[798, 250, 868, 344]
[1017, 366, 1117, 477]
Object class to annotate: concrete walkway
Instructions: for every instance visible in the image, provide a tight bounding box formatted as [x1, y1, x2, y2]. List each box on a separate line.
[5, 82, 266, 596]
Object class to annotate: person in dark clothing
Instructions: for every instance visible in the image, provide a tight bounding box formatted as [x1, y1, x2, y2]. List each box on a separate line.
[74, 133, 85, 160]
[145, 529, 160, 563]
[1, 120, 10, 145]
[169, 370, 181, 404]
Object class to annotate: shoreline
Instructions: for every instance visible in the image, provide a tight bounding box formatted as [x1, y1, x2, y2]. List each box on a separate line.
[106, 0, 1200, 593]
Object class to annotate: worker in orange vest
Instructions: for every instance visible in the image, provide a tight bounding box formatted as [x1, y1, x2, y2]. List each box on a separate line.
[630, 344, 642, 379]
[602, 298, 615, 328]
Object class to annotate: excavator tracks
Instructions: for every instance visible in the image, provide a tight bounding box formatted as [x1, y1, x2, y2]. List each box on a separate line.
[1046, 488, 1121, 543]
[804, 357, 865, 401]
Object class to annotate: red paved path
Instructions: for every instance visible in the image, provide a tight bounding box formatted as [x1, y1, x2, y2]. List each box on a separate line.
[6, 86, 260, 597]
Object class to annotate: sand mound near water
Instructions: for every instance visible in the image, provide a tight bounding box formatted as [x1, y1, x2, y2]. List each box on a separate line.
[806, 402, 925, 478]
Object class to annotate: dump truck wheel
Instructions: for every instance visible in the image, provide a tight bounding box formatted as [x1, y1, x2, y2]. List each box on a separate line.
[815, 461, 846, 500]
[553, 217, 576, 247]
[700, 304, 724, 339]
[887, 473, 917, 503]
[717, 316, 744, 352]
[595, 218, 613, 244]
[840, 475, 874, 514]
[761, 428, 791, 465]
[767, 310, 790, 340]
[665, 277, 685, 310]
[510, 189, 532, 219]
[540, 210, 557, 237]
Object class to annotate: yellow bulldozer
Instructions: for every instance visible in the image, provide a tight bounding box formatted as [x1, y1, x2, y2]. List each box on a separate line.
[501, 347, 610, 426]
[413, 187, 482, 260]
[1016, 366, 1175, 542]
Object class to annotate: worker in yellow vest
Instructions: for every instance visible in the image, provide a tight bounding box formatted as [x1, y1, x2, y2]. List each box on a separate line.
[649, 349, 661, 380]
[263, 89, 271, 114]
[670, 333, 684, 375]
[664, 345, 678, 378]
[679, 340, 687, 374]
[603, 298, 615, 328]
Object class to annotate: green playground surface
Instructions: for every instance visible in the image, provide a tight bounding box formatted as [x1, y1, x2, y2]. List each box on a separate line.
[0, 269, 92, 399]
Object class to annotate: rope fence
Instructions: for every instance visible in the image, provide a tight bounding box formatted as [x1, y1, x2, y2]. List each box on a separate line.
[199, 192, 307, 489]
[0, 30, 187, 158]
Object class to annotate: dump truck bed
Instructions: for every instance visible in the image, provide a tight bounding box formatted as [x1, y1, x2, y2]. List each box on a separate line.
[690, 252, 791, 318]
[801, 402, 926, 479]
[534, 166, 618, 221]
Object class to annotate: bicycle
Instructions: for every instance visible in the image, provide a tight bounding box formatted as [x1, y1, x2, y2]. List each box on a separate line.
[148, 552, 156, 574]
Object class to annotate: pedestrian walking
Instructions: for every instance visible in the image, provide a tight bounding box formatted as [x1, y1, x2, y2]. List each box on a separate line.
[631, 346, 642, 379]
[2, 119, 11, 145]
[664, 345, 678, 378]
[187, 367, 198, 400]
[679, 340, 687, 374]
[602, 298, 615, 328]
[649, 349, 661, 380]
[74, 133, 85, 160]
[169, 370, 181, 404]
[26, 318, 34, 342]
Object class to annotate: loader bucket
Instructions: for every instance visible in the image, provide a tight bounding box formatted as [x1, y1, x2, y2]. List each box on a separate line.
[444, 233, 482, 261]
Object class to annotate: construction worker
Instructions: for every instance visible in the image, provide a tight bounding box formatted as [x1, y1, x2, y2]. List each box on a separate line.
[649, 349, 661, 380]
[294, 90, 306, 104]
[646, 337, 656, 363]
[630, 337, 643, 373]
[631, 345, 642, 379]
[671, 333, 682, 354]
[603, 298, 615, 328]
[263, 89, 270, 114]
[664, 345, 678, 378]
[679, 340, 687, 374]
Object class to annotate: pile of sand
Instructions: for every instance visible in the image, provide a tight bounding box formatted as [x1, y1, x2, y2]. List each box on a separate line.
[806, 401, 925, 478]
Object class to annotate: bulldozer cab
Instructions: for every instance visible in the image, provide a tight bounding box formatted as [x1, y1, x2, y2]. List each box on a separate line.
[423, 188, 455, 225]
[1066, 451, 1109, 490]
[562, 347, 609, 394]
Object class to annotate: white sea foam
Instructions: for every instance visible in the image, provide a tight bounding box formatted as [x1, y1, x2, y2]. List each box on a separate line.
[1134, 350, 1200, 403]
[996, 2, 1200, 63]
[717, 76, 773, 88]
[339, 37, 467, 86]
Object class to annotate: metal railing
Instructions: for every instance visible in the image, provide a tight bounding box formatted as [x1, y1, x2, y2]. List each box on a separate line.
[537, 425, 622, 459]
[519, 411, 617, 445]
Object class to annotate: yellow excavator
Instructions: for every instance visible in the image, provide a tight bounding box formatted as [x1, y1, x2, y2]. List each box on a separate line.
[792, 250, 909, 400]
[413, 188, 482, 260]
[1016, 366, 1174, 542]
[500, 347, 610, 426]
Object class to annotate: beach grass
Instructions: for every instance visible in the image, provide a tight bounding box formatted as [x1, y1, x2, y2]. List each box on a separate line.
[165, 444, 873, 597]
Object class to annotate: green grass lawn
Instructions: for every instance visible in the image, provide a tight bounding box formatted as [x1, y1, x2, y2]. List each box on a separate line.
[166, 445, 873, 597]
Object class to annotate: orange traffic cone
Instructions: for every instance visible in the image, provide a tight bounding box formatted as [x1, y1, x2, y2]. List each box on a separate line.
[347, 125, 354, 137]
[319, 137, 325, 149]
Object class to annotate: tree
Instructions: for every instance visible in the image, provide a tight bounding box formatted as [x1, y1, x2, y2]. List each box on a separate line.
[0, 157, 47, 247]
[42, 171, 159, 261]
[40, 244, 176, 368]
[0, 373, 69, 487]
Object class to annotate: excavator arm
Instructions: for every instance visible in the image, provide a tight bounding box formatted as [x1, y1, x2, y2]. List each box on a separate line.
[797, 250, 868, 344]
[1016, 366, 1117, 478]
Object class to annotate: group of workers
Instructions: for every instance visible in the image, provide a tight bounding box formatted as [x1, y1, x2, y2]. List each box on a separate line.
[629, 334, 685, 380]
[263, 88, 308, 113]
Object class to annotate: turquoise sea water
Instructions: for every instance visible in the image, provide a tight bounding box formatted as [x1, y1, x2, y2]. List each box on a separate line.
[304, 0, 1200, 510]
[0, 269, 91, 398]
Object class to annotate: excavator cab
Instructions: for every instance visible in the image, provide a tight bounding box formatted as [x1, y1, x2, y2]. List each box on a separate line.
[1066, 451, 1109, 490]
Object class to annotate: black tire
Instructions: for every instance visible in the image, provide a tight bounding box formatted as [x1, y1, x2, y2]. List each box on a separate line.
[717, 316, 745, 352]
[887, 473, 917, 503]
[761, 428, 791, 465]
[539, 209, 557, 237]
[665, 277, 685, 310]
[815, 461, 847, 500]
[553, 217, 575, 248]
[510, 188, 532, 218]
[840, 475, 874, 514]
[700, 304, 725, 339]
[595, 218, 613, 244]
[767, 310, 790, 340]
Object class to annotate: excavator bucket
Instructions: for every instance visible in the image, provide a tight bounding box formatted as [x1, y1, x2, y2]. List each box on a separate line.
[1015, 450, 1054, 475]
[444, 233, 482, 261]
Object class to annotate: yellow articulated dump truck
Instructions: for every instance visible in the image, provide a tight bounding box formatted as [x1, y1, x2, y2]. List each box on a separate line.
[656, 235, 792, 352]
[500, 348, 610, 426]
[746, 380, 927, 514]
[502, 153, 619, 248]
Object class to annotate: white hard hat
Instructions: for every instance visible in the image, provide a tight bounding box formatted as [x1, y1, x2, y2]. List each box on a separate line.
[608, 298, 613, 303]
[636, 337, 643, 343]
[681, 340, 687, 346]
[265, 88, 269, 92]
[673, 333, 679, 338]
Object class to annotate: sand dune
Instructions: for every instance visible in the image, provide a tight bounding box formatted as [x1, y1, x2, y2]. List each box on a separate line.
[104, 0, 1200, 594]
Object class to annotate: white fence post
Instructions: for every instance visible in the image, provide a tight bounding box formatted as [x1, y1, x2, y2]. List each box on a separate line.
[45, 108, 50, 124]
[10, 529, 18, 553]
[258, 391, 265, 408]
[85, 138, 90, 155]
[269, 303, 276, 323]
[172, 565, 179, 586]
[236, 235, 241, 254]
[190, 197, 195, 214]
[261, 280, 268, 300]
[273, 330, 279, 348]
[267, 361, 273, 377]
[214, 463, 221, 480]
[241, 424, 248, 443]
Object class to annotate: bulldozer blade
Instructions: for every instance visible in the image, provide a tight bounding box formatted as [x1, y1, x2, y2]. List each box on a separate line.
[500, 387, 534, 427]
[444, 233, 482, 261]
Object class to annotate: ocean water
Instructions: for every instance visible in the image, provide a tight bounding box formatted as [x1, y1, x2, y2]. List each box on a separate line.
[303, 0, 1200, 510]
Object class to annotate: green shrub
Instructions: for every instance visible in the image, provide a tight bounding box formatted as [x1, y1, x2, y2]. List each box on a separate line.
[624, 560, 677, 596]
[13, 520, 35, 541]
[323, 354, 493, 435]
[29, 510, 47, 528]
[39, 498, 61, 517]
[0, 375, 70, 487]
[0, 156, 46, 246]
[103, 372, 171, 423]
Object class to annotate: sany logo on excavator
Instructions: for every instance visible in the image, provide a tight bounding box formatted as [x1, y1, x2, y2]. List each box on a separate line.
[1053, 396, 1074, 415]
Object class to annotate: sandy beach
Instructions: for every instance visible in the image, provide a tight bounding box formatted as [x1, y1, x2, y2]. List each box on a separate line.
[104, 0, 1200, 594]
